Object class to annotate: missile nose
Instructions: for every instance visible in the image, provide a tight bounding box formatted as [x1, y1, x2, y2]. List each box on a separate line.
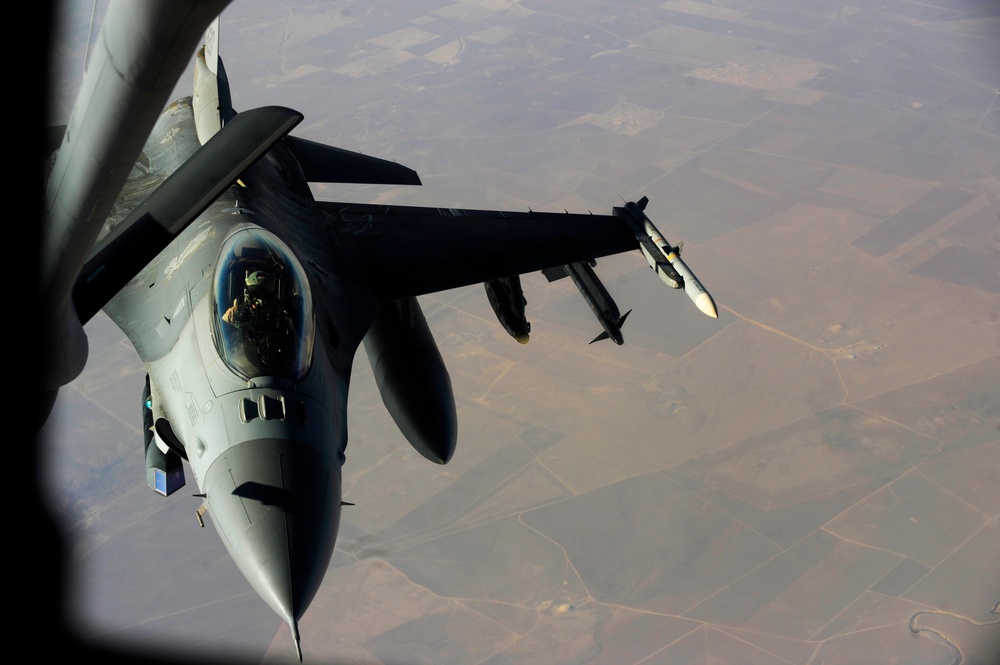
[695, 292, 718, 318]
[515, 332, 530, 344]
[203, 439, 342, 634]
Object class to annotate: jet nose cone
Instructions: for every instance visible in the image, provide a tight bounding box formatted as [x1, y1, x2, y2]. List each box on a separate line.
[203, 439, 342, 624]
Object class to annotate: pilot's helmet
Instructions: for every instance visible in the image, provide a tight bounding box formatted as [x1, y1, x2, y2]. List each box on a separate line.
[245, 270, 276, 295]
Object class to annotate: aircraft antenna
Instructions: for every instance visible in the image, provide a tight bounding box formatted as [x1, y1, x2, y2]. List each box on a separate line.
[291, 620, 303, 661]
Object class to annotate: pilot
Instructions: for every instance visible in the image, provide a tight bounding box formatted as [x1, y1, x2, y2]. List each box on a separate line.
[223, 270, 277, 325]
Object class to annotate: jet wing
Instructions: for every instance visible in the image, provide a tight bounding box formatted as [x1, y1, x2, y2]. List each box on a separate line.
[317, 202, 639, 302]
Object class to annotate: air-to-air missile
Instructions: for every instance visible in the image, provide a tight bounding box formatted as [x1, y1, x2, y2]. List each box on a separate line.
[612, 196, 718, 318]
[543, 262, 630, 345]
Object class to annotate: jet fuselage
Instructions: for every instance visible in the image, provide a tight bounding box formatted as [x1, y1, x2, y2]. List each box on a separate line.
[105, 95, 379, 631]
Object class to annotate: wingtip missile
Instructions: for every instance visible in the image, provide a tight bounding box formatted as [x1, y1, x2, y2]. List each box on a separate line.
[664, 244, 718, 319]
[613, 200, 718, 319]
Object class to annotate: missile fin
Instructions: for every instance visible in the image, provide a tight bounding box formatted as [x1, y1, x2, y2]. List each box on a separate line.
[588, 309, 630, 345]
[589, 331, 610, 344]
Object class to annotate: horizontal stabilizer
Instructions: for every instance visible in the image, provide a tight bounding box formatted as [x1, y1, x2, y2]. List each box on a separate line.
[284, 135, 421, 185]
[74, 106, 303, 323]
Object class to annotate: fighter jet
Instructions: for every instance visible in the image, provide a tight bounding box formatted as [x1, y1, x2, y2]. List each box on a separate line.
[41, 2, 717, 658]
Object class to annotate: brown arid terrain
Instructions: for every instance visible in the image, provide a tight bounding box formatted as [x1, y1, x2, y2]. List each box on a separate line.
[42, 1, 998, 663]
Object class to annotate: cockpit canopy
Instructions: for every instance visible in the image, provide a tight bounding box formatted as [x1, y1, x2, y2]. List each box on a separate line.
[211, 228, 315, 381]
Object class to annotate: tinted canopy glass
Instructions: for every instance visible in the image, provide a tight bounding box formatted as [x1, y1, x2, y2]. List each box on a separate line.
[211, 227, 314, 381]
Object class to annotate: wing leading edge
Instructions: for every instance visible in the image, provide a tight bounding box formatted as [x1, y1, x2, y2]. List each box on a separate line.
[319, 202, 639, 302]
